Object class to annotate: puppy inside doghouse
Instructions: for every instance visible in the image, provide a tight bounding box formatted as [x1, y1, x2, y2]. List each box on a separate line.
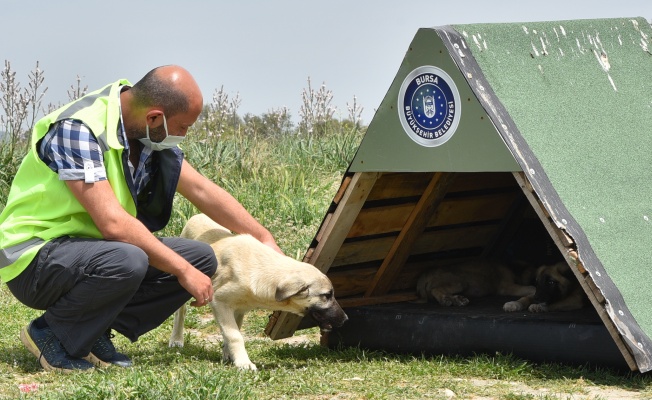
[415, 258, 535, 307]
[500, 217, 588, 313]
[416, 217, 586, 311]
[503, 261, 587, 313]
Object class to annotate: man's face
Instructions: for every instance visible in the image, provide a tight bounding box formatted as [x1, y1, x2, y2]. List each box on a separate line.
[125, 112, 194, 143]
[146, 122, 168, 142]
[164, 113, 194, 139]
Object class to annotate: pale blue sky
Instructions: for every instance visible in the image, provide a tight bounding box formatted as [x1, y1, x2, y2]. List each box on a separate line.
[2, 1, 651, 124]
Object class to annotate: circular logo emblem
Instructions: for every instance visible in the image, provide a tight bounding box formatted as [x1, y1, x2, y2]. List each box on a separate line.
[398, 66, 461, 147]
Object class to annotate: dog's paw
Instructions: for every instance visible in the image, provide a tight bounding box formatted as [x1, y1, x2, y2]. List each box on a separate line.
[528, 303, 549, 313]
[168, 340, 185, 348]
[438, 296, 454, 306]
[503, 301, 523, 312]
[234, 360, 258, 371]
[224, 347, 258, 371]
[451, 295, 469, 307]
[438, 295, 469, 306]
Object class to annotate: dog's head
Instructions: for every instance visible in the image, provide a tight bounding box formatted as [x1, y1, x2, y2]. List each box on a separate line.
[275, 269, 348, 332]
[533, 262, 575, 304]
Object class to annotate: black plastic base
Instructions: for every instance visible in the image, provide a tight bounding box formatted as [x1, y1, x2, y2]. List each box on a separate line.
[327, 298, 629, 370]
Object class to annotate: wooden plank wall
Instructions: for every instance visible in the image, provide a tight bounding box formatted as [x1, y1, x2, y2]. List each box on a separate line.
[329, 171, 523, 308]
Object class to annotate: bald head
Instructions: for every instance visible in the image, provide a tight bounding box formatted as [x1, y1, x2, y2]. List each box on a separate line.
[130, 65, 203, 117]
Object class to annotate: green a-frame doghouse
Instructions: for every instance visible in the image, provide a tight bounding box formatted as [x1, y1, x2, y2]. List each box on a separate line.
[266, 17, 652, 372]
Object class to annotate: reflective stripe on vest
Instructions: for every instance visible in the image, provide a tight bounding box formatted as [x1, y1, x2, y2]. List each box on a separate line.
[0, 238, 44, 269]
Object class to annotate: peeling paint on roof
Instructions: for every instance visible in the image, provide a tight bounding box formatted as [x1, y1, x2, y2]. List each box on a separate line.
[449, 17, 652, 370]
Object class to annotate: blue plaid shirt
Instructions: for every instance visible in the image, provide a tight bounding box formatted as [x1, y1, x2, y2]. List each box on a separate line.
[38, 118, 154, 194]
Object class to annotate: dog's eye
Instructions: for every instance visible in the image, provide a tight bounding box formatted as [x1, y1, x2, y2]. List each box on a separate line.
[322, 291, 333, 300]
[546, 278, 556, 287]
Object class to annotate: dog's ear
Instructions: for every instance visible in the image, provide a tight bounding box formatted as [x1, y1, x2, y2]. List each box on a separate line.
[556, 262, 574, 278]
[275, 281, 309, 302]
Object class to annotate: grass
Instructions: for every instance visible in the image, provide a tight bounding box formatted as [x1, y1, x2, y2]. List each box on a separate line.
[2, 127, 652, 398]
[2, 290, 651, 399]
[159, 130, 353, 257]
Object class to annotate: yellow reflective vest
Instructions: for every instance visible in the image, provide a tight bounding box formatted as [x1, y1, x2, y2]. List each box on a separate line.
[0, 80, 183, 282]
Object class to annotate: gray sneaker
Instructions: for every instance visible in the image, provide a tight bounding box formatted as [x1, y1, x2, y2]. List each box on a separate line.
[84, 330, 133, 368]
[20, 320, 94, 372]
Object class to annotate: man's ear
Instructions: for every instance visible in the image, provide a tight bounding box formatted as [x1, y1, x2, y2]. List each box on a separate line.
[145, 109, 164, 128]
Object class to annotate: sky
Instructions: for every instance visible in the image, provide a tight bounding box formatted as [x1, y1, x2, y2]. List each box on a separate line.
[2, 1, 651, 125]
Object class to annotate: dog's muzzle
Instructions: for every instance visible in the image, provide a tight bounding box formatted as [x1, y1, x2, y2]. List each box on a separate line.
[310, 307, 349, 332]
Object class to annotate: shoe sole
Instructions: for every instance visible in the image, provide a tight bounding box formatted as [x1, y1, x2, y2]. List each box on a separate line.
[83, 353, 112, 368]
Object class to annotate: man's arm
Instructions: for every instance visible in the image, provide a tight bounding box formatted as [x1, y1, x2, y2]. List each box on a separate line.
[65, 179, 214, 306]
[176, 159, 283, 254]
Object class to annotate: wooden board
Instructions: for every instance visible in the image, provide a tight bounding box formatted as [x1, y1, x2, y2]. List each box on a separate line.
[266, 172, 381, 339]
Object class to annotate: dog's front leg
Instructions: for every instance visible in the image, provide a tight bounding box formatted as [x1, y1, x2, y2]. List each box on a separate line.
[169, 304, 187, 347]
[213, 302, 257, 371]
[503, 295, 534, 312]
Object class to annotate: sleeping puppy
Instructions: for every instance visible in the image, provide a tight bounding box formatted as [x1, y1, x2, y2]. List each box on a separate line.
[503, 261, 586, 312]
[416, 259, 535, 307]
[169, 214, 348, 371]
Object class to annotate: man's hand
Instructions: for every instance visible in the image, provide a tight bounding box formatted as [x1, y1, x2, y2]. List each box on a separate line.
[261, 238, 284, 255]
[177, 265, 214, 307]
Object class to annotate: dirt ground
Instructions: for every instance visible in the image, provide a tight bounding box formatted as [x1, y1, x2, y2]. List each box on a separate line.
[455, 378, 644, 400]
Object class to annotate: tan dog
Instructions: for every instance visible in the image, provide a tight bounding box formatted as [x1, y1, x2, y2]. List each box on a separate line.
[416, 259, 535, 307]
[169, 214, 348, 371]
[503, 261, 586, 312]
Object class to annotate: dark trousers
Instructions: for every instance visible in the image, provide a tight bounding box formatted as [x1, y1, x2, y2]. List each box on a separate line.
[7, 236, 217, 358]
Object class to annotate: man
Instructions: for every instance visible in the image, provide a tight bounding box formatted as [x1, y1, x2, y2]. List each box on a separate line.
[0, 65, 281, 372]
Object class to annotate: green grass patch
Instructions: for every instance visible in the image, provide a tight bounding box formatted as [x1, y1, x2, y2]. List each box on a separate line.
[2, 127, 652, 399]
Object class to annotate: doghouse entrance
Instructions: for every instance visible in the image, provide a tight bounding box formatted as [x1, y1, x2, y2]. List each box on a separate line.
[324, 171, 557, 305]
[267, 170, 634, 369]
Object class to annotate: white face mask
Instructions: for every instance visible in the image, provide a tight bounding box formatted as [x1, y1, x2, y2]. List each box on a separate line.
[138, 113, 185, 151]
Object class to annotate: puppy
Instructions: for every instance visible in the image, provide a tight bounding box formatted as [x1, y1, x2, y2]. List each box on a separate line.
[503, 261, 586, 312]
[169, 214, 348, 371]
[416, 259, 535, 307]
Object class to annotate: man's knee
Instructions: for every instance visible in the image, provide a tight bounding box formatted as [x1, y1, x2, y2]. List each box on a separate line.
[102, 242, 149, 282]
[158, 237, 217, 276]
